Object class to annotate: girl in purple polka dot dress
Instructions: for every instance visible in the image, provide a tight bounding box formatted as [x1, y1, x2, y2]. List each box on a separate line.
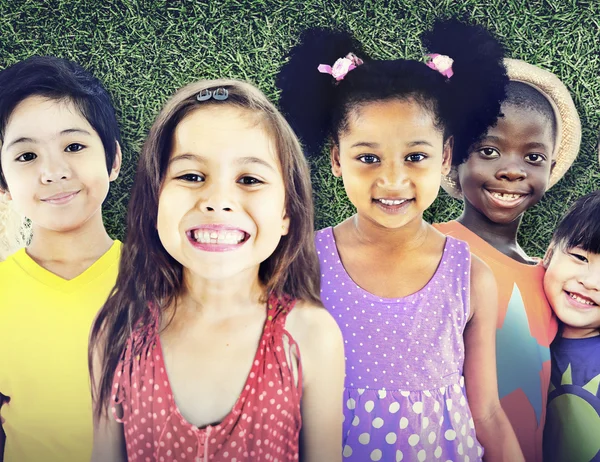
[88, 80, 345, 462]
[277, 20, 525, 462]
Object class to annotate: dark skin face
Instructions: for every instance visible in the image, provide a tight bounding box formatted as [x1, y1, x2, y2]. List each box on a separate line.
[457, 104, 556, 264]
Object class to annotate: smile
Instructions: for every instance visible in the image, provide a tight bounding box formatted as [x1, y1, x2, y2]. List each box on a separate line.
[41, 190, 80, 205]
[373, 198, 413, 214]
[566, 291, 598, 307]
[186, 225, 249, 252]
[484, 189, 528, 208]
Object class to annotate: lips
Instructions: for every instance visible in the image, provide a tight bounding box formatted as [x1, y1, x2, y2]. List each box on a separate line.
[565, 290, 598, 308]
[483, 188, 529, 209]
[372, 197, 413, 214]
[41, 190, 80, 204]
[186, 224, 249, 251]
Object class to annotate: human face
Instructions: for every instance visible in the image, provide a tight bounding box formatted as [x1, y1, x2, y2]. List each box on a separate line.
[457, 104, 554, 225]
[331, 99, 451, 229]
[157, 105, 289, 282]
[0, 96, 120, 232]
[544, 245, 600, 338]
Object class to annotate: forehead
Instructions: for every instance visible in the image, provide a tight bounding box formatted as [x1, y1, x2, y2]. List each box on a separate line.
[5, 95, 90, 134]
[342, 99, 440, 140]
[172, 105, 277, 161]
[491, 103, 555, 145]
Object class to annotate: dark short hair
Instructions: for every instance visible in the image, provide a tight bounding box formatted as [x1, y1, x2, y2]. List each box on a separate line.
[551, 191, 600, 254]
[0, 56, 121, 189]
[503, 80, 557, 142]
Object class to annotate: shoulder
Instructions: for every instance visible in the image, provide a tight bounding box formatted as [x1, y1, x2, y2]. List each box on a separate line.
[285, 300, 343, 355]
[470, 254, 495, 290]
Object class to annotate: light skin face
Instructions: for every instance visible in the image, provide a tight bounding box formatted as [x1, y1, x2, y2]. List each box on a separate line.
[458, 104, 555, 226]
[331, 98, 452, 232]
[156, 105, 289, 284]
[544, 245, 600, 339]
[0, 95, 120, 234]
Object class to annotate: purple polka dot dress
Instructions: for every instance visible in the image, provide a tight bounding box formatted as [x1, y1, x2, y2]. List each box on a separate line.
[315, 227, 484, 462]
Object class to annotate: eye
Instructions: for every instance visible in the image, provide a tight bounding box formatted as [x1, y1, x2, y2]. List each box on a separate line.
[238, 175, 264, 186]
[405, 153, 426, 162]
[65, 143, 85, 152]
[569, 251, 589, 263]
[478, 147, 500, 158]
[177, 173, 204, 182]
[357, 154, 380, 164]
[16, 152, 37, 162]
[525, 153, 546, 164]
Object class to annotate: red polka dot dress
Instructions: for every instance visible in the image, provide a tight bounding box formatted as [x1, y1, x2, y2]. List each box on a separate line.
[111, 293, 302, 462]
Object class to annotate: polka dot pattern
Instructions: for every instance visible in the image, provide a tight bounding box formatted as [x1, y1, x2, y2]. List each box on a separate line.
[316, 229, 483, 461]
[111, 293, 302, 461]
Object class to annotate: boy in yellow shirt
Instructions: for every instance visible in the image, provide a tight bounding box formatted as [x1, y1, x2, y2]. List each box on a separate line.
[0, 56, 122, 462]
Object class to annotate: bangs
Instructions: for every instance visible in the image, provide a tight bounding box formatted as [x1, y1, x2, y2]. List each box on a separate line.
[552, 191, 600, 254]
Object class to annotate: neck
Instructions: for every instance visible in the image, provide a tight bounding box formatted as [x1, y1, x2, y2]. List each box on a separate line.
[26, 210, 113, 266]
[457, 200, 522, 249]
[561, 325, 600, 339]
[350, 213, 430, 253]
[178, 267, 265, 320]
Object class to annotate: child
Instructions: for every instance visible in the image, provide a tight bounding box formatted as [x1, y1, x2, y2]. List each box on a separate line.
[88, 79, 345, 462]
[543, 191, 600, 462]
[0, 56, 122, 462]
[277, 20, 523, 461]
[435, 58, 582, 462]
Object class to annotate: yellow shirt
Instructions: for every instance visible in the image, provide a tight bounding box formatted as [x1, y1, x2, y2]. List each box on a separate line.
[0, 241, 121, 462]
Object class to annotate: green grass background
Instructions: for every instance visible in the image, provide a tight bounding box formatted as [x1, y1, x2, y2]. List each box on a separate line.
[1, 0, 598, 257]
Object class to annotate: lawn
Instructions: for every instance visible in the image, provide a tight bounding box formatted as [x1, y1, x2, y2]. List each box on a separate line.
[1, 0, 598, 257]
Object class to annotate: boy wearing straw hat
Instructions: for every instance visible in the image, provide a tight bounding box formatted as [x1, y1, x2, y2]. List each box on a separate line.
[434, 58, 581, 462]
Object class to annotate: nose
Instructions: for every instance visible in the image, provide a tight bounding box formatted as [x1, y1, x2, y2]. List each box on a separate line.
[580, 265, 600, 292]
[199, 180, 234, 213]
[40, 152, 72, 184]
[495, 158, 526, 182]
[377, 161, 408, 189]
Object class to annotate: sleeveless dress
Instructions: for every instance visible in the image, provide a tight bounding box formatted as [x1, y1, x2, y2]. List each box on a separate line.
[315, 227, 483, 462]
[111, 293, 302, 462]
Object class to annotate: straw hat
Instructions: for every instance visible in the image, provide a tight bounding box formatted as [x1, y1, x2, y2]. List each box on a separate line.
[442, 58, 582, 199]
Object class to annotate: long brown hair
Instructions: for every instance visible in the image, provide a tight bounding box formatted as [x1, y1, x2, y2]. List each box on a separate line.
[89, 79, 321, 419]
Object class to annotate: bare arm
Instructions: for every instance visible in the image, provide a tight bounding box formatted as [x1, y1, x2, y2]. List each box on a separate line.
[287, 302, 345, 462]
[464, 256, 524, 462]
[89, 338, 127, 462]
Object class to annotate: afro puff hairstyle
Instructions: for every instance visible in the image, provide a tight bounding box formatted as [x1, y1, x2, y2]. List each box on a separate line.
[276, 18, 508, 166]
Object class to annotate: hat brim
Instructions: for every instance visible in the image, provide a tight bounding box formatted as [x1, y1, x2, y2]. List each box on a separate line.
[442, 58, 581, 200]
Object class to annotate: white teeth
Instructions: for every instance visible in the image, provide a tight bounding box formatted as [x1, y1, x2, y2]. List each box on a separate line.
[378, 199, 407, 206]
[192, 229, 245, 245]
[491, 192, 523, 201]
[569, 292, 596, 306]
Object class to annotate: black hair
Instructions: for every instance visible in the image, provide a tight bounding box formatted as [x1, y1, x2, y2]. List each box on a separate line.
[276, 19, 508, 166]
[0, 56, 121, 190]
[551, 191, 600, 255]
[503, 80, 557, 141]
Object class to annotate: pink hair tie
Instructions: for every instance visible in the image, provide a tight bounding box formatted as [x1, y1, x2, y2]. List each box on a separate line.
[426, 53, 454, 79]
[318, 53, 364, 81]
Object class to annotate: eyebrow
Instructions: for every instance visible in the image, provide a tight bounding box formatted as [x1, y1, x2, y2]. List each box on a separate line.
[350, 140, 434, 149]
[169, 153, 276, 171]
[5, 128, 93, 149]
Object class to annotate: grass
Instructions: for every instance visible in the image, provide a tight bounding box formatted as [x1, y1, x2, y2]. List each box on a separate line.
[0, 0, 598, 257]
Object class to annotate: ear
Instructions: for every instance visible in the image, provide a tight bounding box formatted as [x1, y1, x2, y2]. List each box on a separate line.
[0, 189, 11, 201]
[281, 211, 290, 237]
[441, 136, 454, 176]
[543, 243, 556, 268]
[330, 144, 342, 178]
[109, 141, 122, 182]
[549, 158, 557, 177]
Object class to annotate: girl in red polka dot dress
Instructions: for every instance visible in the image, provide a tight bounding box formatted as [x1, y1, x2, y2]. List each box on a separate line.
[88, 79, 345, 462]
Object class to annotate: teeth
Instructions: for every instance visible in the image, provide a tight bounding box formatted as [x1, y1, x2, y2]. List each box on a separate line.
[192, 229, 245, 245]
[569, 292, 596, 306]
[378, 199, 407, 206]
[491, 192, 523, 201]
